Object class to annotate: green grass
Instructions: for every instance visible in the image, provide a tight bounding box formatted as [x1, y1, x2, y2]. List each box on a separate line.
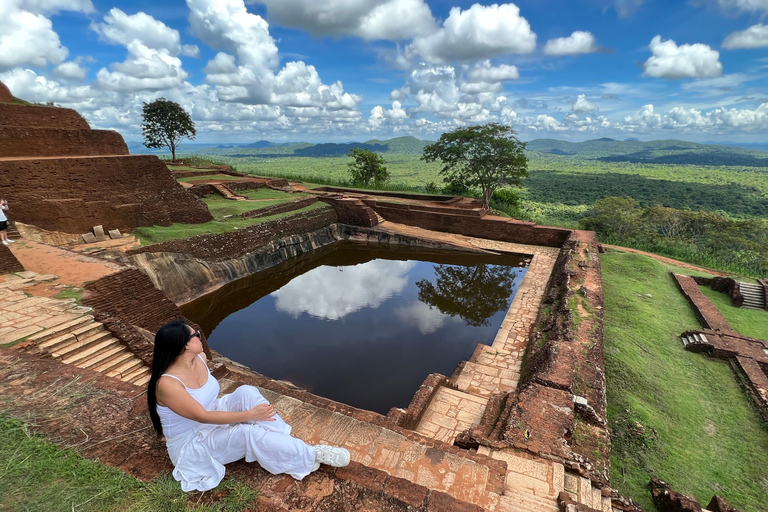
[603, 251, 768, 512]
[133, 203, 330, 245]
[698, 286, 768, 341]
[54, 286, 83, 304]
[0, 417, 257, 511]
[203, 191, 310, 218]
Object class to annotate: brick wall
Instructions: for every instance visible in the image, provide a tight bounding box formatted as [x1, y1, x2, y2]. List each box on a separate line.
[0, 127, 128, 157]
[367, 202, 570, 247]
[0, 81, 14, 102]
[82, 268, 210, 357]
[0, 103, 90, 130]
[0, 155, 213, 233]
[128, 206, 338, 260]
[0, 245, 24, 275]
[318, 197, 378, 227]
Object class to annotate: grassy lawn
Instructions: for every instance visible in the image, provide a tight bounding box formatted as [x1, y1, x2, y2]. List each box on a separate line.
[602, 250, 768, 511]
[133, 203, 330, 245]
[0, 417, 257, 512]
[239, 188, 309, 200]
[698, 286, 768, 341]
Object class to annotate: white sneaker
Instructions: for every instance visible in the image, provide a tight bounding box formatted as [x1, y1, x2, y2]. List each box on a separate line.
[2, 240, 7, 245]
[6, 239, 14, 243]
[314, 445, 350, 468]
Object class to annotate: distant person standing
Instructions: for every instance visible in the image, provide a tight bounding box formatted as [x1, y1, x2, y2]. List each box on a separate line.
[0, 198, 13, 245]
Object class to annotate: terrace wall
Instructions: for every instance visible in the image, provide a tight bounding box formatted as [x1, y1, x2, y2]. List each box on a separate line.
[0, 103, 90, 130]
[0, 156, 213, 234]
[367, 200, 570, 248]
[0, 127, 128, 157]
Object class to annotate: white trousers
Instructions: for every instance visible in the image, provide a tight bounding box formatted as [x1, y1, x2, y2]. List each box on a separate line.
[167, 385, 316, 491]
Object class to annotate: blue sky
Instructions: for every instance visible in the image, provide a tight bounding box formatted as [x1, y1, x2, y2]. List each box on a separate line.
[1, 0, 767, 143]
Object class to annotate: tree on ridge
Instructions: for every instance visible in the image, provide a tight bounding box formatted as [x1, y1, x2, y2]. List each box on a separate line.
[142, 98, 196, 161]
[422, 123, 528, 209]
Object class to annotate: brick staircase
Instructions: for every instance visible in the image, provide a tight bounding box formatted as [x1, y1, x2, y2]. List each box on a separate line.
[212, 183, 247, 201]
[0, 284, 149, 387]
[680, 331, 710, 350]
[739, 282, 766, 310]
[20, 315, 149, 386]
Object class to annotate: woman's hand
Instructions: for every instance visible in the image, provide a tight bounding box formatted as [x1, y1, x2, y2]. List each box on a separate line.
[246, 403, 276, 422]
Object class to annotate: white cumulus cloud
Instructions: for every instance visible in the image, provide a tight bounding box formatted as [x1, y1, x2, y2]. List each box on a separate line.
[643, 36, 722, 79]
[254, 0, 436, 40]
[394, 301, 457, 334]
[723, 24, 768, 49]
[92, 9, 189, 92]
[271, 260, 416, 321]
[572, 94, 599, 113]
[467, 60, 520, 82]
[408, 3, 536, 63]
[717, 0, 768, 13]
[544, 31, 599, 56]
[0, 0, 79, 70]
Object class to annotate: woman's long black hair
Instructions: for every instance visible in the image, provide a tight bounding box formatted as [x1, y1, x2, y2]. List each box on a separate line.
[147, 320, 192, 437]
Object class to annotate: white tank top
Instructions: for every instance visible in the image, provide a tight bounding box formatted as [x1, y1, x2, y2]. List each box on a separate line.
[156, 354, 220, 438]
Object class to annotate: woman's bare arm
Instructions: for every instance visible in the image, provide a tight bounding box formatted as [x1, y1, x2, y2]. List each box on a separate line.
[156, 377, 276, 425]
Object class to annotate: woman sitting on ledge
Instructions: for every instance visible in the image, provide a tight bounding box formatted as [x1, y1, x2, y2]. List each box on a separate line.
[148, 319, 350, 492]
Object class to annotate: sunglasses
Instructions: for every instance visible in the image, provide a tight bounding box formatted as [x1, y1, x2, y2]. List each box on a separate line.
[189, 330, 201, 340]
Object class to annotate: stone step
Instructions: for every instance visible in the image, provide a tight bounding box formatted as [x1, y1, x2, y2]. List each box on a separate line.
[453, 360, 520, 397]
[39, 322, 105, 352]
[498, 490, 559, 512]
[54, 331, 114, 362]
[88, 349, 134, 374]
[132, 372, 151, 387]
[228, 370, 501, 508]
[122, 365, 150, 384]
[415, 386, 488, 444]
[76, 343, 126, 369]
[106, 357, 144, 380]
[25, 315, 94, 346]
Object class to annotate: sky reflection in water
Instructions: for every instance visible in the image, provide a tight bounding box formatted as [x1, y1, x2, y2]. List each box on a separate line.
[198, 251, 528, 414]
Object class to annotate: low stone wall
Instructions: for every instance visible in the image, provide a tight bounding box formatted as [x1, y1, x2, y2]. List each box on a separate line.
[504, 231, 610, 484]
[691, 276, 743, 307]
[759, 279, 768, 311]
[0, 155, 213, 234]
[0, 103, 90, 130]
[128, 225, 341, 304]
[318, 197, 378, 227]
[314, 186, 457, 202]
[0, 244, 24, 274]
[366, 201, 570, 248]
[128, 206, 337, 260]
[672, 274, 735, 333]
[365, 199, 485, 218]
[649, 478, 741, 512]
[0, 127, 128, 157]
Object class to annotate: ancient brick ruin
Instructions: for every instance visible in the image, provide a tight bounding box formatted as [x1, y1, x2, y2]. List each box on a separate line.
[0, 79, 751, 511]
[0, 85, 212, 235]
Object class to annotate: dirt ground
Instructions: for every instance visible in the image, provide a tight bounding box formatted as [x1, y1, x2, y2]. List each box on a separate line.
[600, 244, 728, 276]
[7, 240, 121, 296]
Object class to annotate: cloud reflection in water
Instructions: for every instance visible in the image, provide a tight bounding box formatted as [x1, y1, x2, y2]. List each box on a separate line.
[271, 259, 417, 320]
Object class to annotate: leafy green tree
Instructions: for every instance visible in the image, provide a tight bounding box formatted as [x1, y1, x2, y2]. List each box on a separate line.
[422, 123, 528, 209]
[347, 148, 389, 187]
[416, 264, 518, 327]
[142, 98, 196, 161]
[582, 196, 646, 240]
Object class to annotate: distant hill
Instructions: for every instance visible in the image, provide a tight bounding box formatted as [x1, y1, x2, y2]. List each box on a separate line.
[131, 136, 768, 168]
[527, 138, 768, 167]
